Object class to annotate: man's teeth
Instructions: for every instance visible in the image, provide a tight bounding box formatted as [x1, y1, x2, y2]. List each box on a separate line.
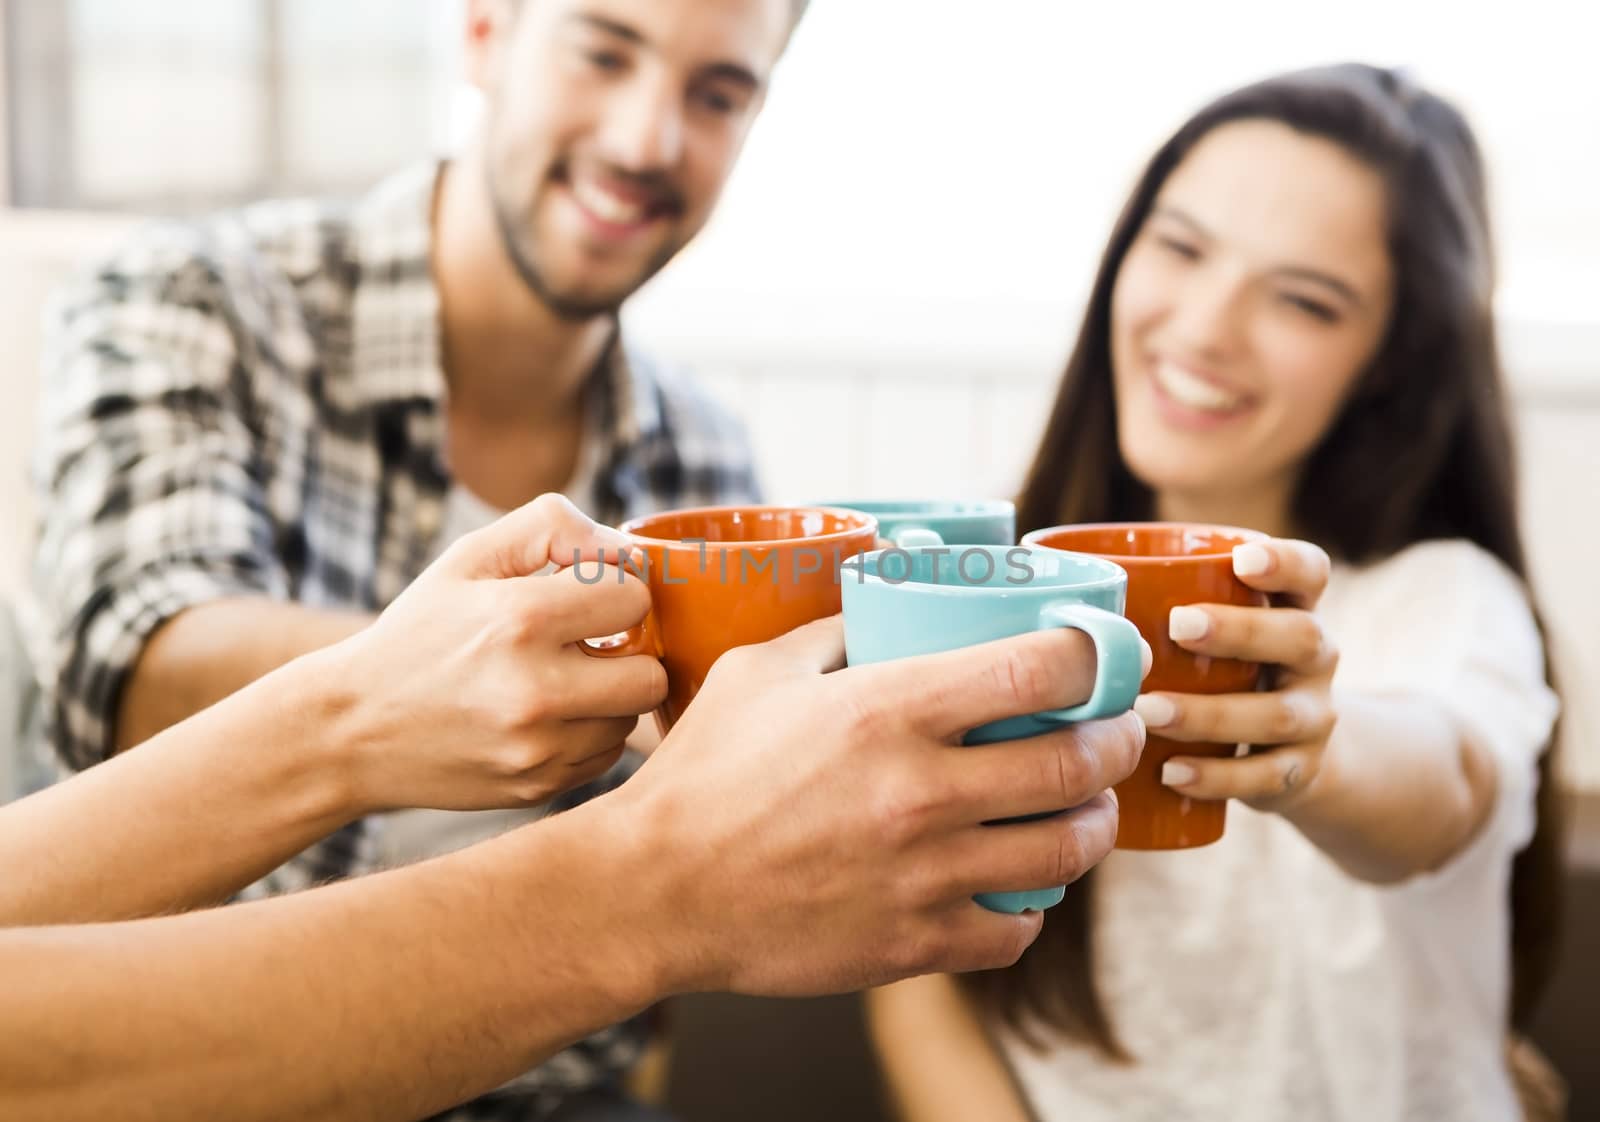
[572, 178, 649, 226]
[1154, 360, 1245, 412]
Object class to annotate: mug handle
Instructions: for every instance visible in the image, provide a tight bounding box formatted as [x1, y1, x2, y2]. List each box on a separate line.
[576, 546, 661, 659]
[1034, 603, 1143, 721]
[890, 527, 944, 549]
[578, 612, 660, 660]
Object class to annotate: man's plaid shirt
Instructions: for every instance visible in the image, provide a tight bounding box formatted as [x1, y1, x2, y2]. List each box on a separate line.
[28, 163, 759, 1116]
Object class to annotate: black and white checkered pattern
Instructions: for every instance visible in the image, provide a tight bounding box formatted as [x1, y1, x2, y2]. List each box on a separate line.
[28, 162, 759, 1118]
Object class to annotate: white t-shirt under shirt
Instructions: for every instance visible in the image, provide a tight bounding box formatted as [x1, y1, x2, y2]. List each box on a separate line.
[378, 421, 610, 865]
[998, 539, 1559, 1122]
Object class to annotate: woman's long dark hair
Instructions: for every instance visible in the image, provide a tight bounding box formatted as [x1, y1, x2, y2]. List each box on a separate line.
[969, 63, 1566, 1055]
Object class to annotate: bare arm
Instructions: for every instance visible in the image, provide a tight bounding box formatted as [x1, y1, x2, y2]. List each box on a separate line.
[0, 646, 365, 925]
[0, 615, 1145, 1121]
[0, 805, 659, 1122]
[1276, 694, 1496, 883]
[115, 599, 370, 751]
[4, 496, 675, 925]
[868, 975, 1033, 1122]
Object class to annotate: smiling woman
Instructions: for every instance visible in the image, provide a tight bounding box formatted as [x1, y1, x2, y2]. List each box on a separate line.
[866, 62, 1569, 1122]
[1108, 120, 1396, 532]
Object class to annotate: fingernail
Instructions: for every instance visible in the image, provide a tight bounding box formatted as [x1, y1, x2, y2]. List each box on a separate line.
[1162, 760, 1198, 788]
[1168, 606, 1209, 642]
[1233, 543, 1272, 578]
[1133, 694, 1178, 729]
[1139, 637, 1154, 678]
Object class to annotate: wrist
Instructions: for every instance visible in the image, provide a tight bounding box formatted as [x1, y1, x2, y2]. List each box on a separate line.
[494, 795, 686, 1020]
[271, 641, 381, 821]
[592, 790, 710, 1005]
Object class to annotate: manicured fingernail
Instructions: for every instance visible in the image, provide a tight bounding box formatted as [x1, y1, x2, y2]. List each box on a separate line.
[1168, 606, 1209, 642]
[1233, 543, 1272, 578]
[1162, 760, 1198, 788]
[1139, 638, 1154, 678]
[1133, 694, 1178, 729]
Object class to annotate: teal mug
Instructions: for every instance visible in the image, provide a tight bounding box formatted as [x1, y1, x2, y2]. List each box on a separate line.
[816, 499, 1015, 549]
[840, 544, 1142, 913]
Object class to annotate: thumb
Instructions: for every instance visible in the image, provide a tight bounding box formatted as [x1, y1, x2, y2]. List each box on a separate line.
[446, 494, 640, 580]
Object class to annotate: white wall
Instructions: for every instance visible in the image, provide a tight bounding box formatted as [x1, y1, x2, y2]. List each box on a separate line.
[621, 0, 1600, 349]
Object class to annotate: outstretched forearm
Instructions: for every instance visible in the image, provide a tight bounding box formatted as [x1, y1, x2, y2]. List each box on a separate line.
[117, 598, 371, 752]
[0, 803, 662, 1122]
[1282, 692, 1497, 884]
[0, 646, 368, 926]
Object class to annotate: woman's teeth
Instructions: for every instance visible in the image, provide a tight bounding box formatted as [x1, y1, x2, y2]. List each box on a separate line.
[1154, 360, 1245, 412]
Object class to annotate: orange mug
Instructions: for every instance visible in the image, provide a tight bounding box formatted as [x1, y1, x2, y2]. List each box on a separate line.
[592, 505, 878, 732]
[1022, 522, 1269, 850]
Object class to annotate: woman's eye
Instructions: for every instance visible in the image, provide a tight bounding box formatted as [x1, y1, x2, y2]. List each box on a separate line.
[1282, 294, 1339, 323]
[1157, 235, 1200, 260]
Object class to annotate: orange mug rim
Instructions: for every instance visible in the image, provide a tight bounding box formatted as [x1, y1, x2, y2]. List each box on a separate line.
[1023, 521, 1268, 565]
[619, 504, 880, 551]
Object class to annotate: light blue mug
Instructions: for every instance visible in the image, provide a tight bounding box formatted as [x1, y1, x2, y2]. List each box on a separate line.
[841, 544, 1142, 914]
[816, 499, 1015, 549]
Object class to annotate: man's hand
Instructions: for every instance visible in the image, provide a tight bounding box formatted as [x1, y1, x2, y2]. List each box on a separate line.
[604, 617, 1145, 998]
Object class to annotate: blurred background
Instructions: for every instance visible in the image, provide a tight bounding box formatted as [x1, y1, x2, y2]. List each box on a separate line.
[1, 0, 1596, 1116]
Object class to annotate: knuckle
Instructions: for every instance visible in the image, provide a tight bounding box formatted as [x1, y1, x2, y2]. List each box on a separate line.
[1315, 704, 1339, 740]
[531, 492, 573, 522]
[1295, 618, 1327, 667]
[617, 571, 653, 618]
[1084, 715, 1143, 786]
[994, 918, 1038, 968]
[509, 774, 555, 804]
[995, 641, 1059, 712]
[1308, 544, 1333, 588]
[1322, 639, 1341, 675]
[640, 658, 670, 706]
[840, 689, 894, 745]
[1052, 815, 1094, 884]
[1049, 733, 1092, 807]
[889, 923, 947, 978]
[1120, 712, 1148, 773]
[953, 919, 1034, 974]
[496, 593, 550, 646]
[1267, 699, 1304, 740]
[869, 769, 941, 850]
[513, 682, 557, 726]
[493, 684, 553, 731]
[893, 860, 949, 913]
[709, 642, 761, 681]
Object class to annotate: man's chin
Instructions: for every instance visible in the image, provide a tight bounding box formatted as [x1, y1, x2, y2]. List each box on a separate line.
[533, 282, 635, 323]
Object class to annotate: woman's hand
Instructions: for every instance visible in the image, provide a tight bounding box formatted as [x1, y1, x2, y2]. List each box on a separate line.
[325, 494, 667, 814]
[1135, 538, 1339, 812]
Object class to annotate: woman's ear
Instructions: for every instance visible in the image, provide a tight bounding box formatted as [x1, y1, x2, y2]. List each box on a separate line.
[463, 0, 518, 94]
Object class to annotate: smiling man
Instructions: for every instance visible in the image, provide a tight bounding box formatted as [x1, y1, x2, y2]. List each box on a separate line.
[29, 1, 805, 1119]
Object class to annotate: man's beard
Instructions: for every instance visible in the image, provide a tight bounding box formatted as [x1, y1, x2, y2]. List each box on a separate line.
[487, 159, 682, 323]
